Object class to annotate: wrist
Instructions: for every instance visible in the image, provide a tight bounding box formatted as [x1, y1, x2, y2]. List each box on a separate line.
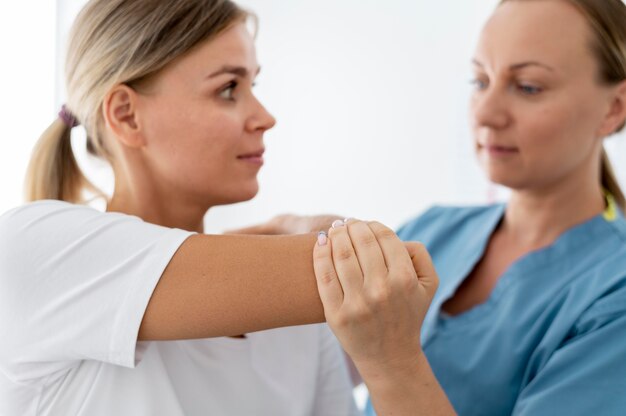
[355, 348, 425, 388]
[360, 350, 456, 415]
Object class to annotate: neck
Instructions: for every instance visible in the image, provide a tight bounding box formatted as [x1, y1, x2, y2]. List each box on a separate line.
[502, 171, 605, 249]
[107, 181, 208, 233]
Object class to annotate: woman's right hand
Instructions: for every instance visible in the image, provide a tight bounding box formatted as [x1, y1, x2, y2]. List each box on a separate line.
[313, 219, 438, 377]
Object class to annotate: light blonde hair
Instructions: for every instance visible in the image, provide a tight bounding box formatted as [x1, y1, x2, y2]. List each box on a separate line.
[500, 0, 626, 213]
[25, 0, 249, 203]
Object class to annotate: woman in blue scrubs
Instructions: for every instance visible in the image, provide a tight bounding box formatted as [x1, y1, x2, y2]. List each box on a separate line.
[311, 0, 626, 414]
[351, 0, 626, 414]
[236, 0, 626, 413]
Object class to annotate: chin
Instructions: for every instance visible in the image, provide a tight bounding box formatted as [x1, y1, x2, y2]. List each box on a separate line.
[220, 183, 260, 205]
[482, 166, 524, 190]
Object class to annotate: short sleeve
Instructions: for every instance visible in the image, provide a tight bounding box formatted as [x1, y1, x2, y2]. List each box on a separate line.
[311, 325, 361, 416]
[512, 287, 626, 415]
[0, 201, 193, 385]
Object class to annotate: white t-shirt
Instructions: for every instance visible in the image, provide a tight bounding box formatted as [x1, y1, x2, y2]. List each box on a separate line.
[0, 201, 359, 416]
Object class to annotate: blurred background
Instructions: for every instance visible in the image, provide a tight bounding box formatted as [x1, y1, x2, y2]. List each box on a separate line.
[1, 0, 625, 234]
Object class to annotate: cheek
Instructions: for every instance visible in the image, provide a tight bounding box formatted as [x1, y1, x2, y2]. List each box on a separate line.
[518, 95, 593, 151]
[140, 92, 248, 182]
[169, 112, 247, 185]
[184, 111, 243, 162]
[152, 102, 237, 152]
[517, 97, 601, 178]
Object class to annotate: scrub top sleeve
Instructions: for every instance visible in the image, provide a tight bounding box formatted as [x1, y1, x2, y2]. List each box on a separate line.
[512, 290, 626, 416]
[311, 325, 361, 416]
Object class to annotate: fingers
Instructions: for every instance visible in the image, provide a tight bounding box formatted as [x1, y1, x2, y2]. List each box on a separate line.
[345, 220, 388, 285]
[403, 241, 439, 298]
[367, 221, 416, 281]
[328, 220, 365, 297]
[313, 232, 343, 313]
[314, 219, 438, 319]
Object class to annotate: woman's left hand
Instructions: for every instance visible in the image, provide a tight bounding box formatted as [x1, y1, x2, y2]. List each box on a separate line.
[313, 219, 438, 375]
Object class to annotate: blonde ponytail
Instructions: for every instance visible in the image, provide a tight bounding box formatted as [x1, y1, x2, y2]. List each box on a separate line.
[24, 118, 100, 203]
[601, 149, 626, 214]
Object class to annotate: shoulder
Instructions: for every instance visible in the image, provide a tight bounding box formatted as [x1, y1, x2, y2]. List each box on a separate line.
[568, 214, 626, 307]
[396, 204, 503, 242]
[573, 253, 626, 330]
[0, 200, 193, 307]
[0, 201, 93, 269]
[0, 200, 132, 244]
[0, 202, 193, 381]
[0, 201, 193, 292]
[607, 212, 626, 244]
[0, 201, 131, 273]
[0, 200, 191, 258]
[1, 199, 103, 221]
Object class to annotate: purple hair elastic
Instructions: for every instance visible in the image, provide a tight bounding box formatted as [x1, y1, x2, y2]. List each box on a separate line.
[58, 105, 80, 128]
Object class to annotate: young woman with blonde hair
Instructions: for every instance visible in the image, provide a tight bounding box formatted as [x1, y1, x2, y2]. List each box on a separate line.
[0, 0, 438, 414]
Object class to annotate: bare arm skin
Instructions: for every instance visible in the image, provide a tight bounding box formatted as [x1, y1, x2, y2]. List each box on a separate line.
[226, 214, 343, 235]
[138, 233, 324, 340]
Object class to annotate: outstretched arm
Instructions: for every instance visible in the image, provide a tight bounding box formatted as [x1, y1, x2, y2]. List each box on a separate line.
[139, 233, 326, 340]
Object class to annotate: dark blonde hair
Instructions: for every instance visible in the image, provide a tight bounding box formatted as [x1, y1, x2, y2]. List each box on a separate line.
[500, 0, 626, 213]
[25, 0, 249, 203]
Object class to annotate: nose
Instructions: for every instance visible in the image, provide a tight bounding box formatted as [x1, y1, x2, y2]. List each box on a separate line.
[471, 85, 511, 130]
[246, 95, 276, 133]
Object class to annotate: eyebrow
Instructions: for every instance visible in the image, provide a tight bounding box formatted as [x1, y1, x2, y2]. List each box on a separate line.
[207, 65, 261, 79]
[472, 59, 555, 72]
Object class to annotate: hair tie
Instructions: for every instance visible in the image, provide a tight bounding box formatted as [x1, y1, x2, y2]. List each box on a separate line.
[58, 105, 80, 128]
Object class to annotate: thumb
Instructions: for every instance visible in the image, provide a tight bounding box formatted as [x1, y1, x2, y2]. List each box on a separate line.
[403, 241, 439, 298]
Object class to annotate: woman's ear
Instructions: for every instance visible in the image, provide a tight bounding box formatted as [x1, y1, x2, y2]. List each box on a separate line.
[598, 80, 626, 137]
[102, 84, 145, 148]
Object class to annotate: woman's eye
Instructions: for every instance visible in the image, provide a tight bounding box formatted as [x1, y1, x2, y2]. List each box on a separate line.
[470, 78, 488, 91]
[219, 81, 237, 100]
[517, 83, 542, 95]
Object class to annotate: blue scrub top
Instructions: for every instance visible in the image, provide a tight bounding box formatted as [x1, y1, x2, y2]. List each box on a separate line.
[365, 199, 626, 415]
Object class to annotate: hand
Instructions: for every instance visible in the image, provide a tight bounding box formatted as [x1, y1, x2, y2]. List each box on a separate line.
[313, 219, 438, 375]
[226, 214, 343, 235]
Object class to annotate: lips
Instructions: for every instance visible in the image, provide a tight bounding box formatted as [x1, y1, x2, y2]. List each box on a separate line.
[478, 142, 519, 155]
[237, 149, 265, 165]
[237, 148, 264, 158]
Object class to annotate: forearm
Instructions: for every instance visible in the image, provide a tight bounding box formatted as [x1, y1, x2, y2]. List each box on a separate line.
[359, 351, 456, 416]
[139, 233, 324, 340]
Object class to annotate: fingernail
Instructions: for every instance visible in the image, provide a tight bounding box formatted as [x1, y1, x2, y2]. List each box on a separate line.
[343, 218, 353, 223]
[331, 219, 345, 229]
[317, 231, 328, 246]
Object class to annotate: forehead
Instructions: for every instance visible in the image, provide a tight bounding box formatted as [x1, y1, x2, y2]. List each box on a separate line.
[476, 0, 595, 72]
[195, 22, 256, 63]
[161, 22, 258, 79]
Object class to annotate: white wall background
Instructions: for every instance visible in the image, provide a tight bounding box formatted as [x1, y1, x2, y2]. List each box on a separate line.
[0, 2, 56, 215]
[2, 0, 626, 233]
